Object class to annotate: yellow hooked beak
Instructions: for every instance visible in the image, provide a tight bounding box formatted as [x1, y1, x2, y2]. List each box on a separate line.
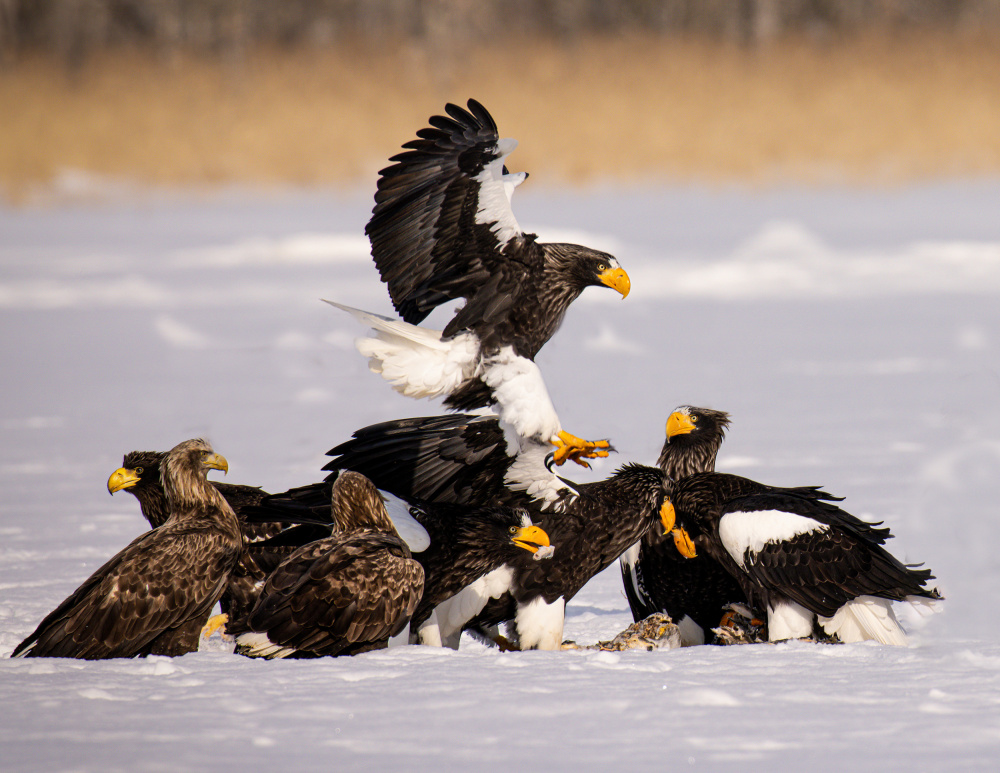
[672, 527, 698, 559]
[599, 266, 631, 299]
[660, 499, 697, 558]
[107, 467, 141, 495]
[511, 524, 551, 554]
[659, 500, 676, 534]
[203, 452, 229, 475]
[666, 411, 696, 439]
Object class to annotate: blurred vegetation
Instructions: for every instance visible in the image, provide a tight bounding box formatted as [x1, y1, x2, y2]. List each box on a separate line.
[4, 0, 1000, 66]
[3, 2, 1000, 198]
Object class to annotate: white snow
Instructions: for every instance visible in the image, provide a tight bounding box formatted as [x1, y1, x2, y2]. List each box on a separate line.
[2, 183, 1000, 770]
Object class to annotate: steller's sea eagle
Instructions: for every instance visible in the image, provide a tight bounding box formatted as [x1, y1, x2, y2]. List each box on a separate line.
[664, 472, 942, 645]
[619, 406, 752, 646]
[322, 413, 677, 649]
[331, 99, 630, 467]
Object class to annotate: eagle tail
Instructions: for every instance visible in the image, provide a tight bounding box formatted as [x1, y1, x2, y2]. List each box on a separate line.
[818, 596, 908, 646]
[324, 300, 479, 400]
[233, 631, 296, 659]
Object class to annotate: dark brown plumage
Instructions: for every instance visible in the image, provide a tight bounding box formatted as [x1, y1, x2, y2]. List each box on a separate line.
[243, 471, 553, 647]
[666, 472, 942, 644]
[620, 406, 751, 644]
[341, 100, 626, 469]
[230, 472, 424, 659]
[367, 98, 630, 413]
[12, 439, 242, 659]
[107, 449, 288, 625]
[324, 413, 670, 649]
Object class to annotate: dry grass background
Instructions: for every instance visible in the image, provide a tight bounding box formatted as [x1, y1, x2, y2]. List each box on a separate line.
[3, 32, 1000, 200]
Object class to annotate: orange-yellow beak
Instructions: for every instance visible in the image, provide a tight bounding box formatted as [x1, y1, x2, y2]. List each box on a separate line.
[107, 467, 140, 495]
[511, 524, 551, 554]
[599, 266, 631, 299]
[672, 527, 698, 559]
[666, 411, 696, 439]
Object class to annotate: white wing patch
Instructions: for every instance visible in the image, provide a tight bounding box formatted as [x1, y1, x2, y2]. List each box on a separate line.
[619, 541, 641, 571]
[719, 509, 829, 568]
[503, 439, 576, 510]
[482, 347, 561, 443]
[474, 138, 523, 248]
[381, 492, 431, 553]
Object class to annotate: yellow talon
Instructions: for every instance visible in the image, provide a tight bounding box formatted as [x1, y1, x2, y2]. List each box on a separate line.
[201, 613, 229, 639]
[550, 430, 614, 469]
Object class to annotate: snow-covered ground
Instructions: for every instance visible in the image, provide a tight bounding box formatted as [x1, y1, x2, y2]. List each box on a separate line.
[2, 181, 1000, 770]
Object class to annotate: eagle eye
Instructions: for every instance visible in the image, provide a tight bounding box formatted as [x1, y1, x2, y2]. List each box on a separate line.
[509, 526, 518, 534]
[135, 467, 143, 474]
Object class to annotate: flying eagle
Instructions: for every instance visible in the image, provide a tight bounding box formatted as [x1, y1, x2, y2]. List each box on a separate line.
[324, 413, 676, 649]
[12, 439, 242, 659]
[107, 450, 291, 628]
[619, 406, 752, 645]
[230, 472, 425, 659]
[664, 472, 942, 645]
[332, 98, 630, 467]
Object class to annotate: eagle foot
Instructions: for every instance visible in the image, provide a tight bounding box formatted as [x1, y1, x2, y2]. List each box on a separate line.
[201, 613, 229, 640]
[551, 431, 614, 468]
[711, 604, 768, 645]
[493, 634, 521, 652]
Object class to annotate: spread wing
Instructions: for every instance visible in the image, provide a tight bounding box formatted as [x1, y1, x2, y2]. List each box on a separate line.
[324, 414, 522, 507]
[366, 99, 533, 328]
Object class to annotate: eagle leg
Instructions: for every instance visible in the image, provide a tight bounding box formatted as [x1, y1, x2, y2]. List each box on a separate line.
[201, 613, 229, 640]
[551, 430, 613, 469]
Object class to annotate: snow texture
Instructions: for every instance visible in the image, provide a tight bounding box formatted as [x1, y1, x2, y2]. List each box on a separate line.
[2, 181, 1000, 770]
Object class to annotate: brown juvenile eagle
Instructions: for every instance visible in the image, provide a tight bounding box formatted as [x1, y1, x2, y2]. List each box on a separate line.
[230, 472, 424, 659]
[331, 99, 630, 467]
[12, 439, 242, 659]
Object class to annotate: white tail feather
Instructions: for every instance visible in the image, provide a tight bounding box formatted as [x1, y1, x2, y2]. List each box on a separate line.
[325, 300, 479, 400]
[234, 632, 296, 659]
[819, 596, 908, 646]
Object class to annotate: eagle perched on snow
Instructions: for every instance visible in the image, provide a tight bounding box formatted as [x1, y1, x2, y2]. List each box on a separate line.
[231, 472, 425, 659]
[620, 406, 751, 645]
[12, 439, 242, 659]
[332, 98, 630, 466]
[665, 472, 942, 645]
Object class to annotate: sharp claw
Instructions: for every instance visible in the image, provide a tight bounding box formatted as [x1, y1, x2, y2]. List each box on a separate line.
[201, 613, 229, 639]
